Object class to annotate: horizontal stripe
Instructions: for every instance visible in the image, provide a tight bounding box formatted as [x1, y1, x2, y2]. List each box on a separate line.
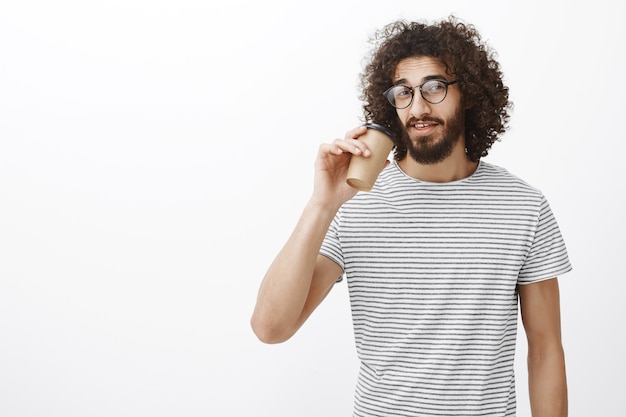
[320, 160, 571, 416]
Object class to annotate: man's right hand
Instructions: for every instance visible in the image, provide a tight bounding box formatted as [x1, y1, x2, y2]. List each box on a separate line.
[311, 125, 373, 211]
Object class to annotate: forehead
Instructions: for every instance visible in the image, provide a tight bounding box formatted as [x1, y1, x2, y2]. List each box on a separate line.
[392, 56, 450, 82]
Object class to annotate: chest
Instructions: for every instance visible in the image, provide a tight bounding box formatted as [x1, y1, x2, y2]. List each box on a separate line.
[337, 193, 539, 286]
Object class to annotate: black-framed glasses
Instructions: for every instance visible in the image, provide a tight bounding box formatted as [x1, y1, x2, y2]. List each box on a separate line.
[383, 80, 458, 109]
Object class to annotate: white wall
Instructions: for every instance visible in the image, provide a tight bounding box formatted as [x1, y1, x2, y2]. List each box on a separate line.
[1, 1, 623, 416]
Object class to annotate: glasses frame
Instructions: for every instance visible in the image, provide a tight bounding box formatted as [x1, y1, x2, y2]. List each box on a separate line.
[383, 80, 458, 109]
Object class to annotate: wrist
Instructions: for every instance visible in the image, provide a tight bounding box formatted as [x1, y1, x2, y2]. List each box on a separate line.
[305, 197, 342, 221]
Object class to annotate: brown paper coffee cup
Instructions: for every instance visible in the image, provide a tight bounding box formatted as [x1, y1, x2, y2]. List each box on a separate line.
[346, 123, 395, 191]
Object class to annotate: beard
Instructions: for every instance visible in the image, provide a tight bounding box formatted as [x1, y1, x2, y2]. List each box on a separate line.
[399, 106, 465, 164]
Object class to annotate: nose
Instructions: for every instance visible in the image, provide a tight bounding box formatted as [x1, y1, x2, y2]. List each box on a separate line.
[408, 92, 431, 118]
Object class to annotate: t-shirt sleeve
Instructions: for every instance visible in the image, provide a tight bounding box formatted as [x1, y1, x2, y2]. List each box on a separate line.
[319, 212, 345, 280]
[518, 195, 572, 285]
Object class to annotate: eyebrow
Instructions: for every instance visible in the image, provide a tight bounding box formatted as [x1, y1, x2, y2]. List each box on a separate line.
[393, 74, 448, 86]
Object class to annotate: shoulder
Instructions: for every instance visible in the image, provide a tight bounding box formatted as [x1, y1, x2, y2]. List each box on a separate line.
[475, 161, 545, 200]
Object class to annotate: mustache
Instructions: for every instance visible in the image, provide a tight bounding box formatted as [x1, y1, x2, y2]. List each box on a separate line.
[405, 117, 444, 129]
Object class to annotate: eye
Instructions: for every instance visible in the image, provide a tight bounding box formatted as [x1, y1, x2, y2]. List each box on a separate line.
[423, 81, 446, 94]
[393, 86, 412, 98]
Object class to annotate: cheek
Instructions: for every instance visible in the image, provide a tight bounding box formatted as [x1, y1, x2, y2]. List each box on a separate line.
[395, 108, 409, 122]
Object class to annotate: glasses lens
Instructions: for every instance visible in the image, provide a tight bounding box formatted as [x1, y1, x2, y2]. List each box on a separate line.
[421, 80, 447, 104]
[386, 86, 413, 109]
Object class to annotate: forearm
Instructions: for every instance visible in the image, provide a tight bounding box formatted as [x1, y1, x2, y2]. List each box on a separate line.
[528, 346, 568, 417]
[251, 200, 338, 343]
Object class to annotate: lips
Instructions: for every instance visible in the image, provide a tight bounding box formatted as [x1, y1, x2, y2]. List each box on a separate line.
[408, 117, 442, 127]
[407, 117, 442, 133]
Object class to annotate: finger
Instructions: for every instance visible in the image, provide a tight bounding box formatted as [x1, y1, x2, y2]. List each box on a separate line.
[319, 142, 350, 156]
[331, 138, 370, 156]
[344, 125, 368, 140]
[344, 125, 372, 156]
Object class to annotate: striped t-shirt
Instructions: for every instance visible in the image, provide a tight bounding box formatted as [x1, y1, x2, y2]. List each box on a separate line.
[320, 160, 571, 417]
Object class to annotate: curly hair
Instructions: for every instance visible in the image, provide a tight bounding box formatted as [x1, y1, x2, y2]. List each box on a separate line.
[360, 16, 512, 162]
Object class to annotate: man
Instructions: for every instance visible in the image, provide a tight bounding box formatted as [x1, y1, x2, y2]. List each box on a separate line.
[251, 16, 571, 417]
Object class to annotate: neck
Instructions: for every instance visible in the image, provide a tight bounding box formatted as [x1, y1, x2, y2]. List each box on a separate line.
[398, 140, 478, 183]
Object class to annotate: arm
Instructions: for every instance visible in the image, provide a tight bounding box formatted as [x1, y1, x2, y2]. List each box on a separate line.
[519, 277, 567, 417]
[250, 203, 344, 344]
[250, 126, 372, 344]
